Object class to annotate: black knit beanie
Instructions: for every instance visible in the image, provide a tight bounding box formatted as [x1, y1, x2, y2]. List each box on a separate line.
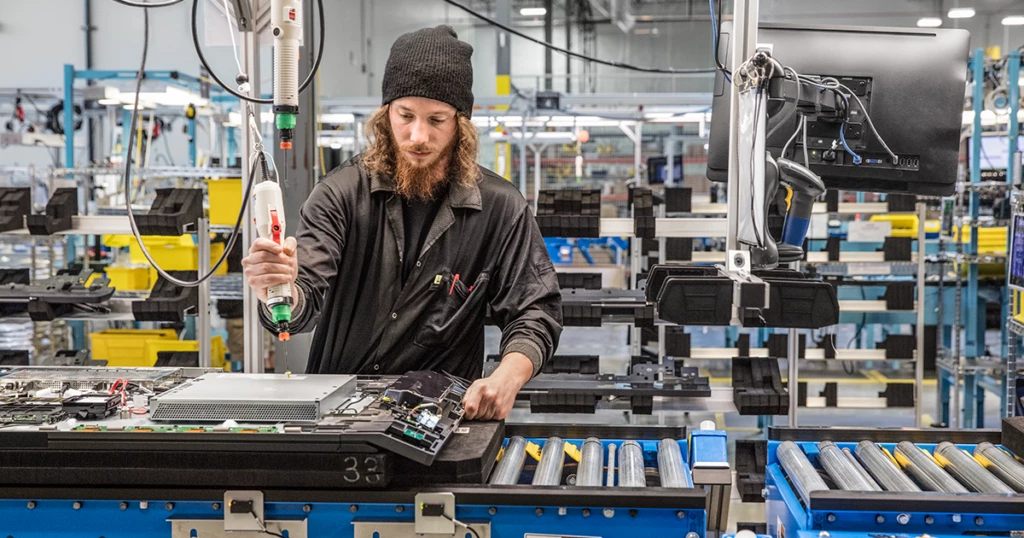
[381, 25, 475, 117]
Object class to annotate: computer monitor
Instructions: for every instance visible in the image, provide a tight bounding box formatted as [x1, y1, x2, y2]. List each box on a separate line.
[970, 135, 1024, 171]
[706, 23, 969, 196]
[1011, 213, 1024, 290]
[647, 155, 683, 184]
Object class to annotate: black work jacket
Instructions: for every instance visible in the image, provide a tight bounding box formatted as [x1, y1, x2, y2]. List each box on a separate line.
[259, 156, 562, 380]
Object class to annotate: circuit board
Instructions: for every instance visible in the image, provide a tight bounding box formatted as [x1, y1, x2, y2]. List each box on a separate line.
[0, 367, 468, 466]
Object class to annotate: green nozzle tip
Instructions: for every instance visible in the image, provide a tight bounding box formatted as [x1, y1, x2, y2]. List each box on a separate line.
[276, 114, 297, 130]
[270, 304, 292, 324]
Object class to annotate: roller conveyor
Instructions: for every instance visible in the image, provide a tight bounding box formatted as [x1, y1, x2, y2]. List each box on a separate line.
[935, 441, 1014, 493]
[840, 446, 881, 491]
[766, 428, 1024, 538]
[776, 440, 829, 504]
[491, 435, 694, 489]
[854, 440, 920, 492]
[817, 441, 876, 491]
[974, 442, 1024, 492]
[894, 440, 968, 492]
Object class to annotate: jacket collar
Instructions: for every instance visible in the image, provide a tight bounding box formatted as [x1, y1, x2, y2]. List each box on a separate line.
[367, 163, 482, 211]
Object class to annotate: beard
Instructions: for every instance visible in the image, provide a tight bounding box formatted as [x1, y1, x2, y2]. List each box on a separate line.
[394, 136, 457, 202]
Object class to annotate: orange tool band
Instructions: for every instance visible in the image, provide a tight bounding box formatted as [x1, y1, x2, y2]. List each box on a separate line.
[449, 274, 460, 295]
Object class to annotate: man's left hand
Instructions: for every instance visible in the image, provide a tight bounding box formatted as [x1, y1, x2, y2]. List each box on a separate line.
[463, 352, 534, 420]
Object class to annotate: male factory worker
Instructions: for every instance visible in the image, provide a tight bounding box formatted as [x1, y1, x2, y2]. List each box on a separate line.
[242, 26, 562, 420]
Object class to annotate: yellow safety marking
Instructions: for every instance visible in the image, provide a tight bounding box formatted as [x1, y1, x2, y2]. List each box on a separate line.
[525, 441, 543, 461]
[882, 446, 901, 467]
[564, 442, 582, 462]
[922, 446, 943, 467]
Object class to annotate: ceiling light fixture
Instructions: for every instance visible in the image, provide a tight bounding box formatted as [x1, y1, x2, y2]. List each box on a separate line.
[947, 7, 975, 18]
[917, 17, 943, 27]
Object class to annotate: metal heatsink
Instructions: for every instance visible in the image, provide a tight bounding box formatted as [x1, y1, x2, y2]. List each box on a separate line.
[149, 373, 357, 422]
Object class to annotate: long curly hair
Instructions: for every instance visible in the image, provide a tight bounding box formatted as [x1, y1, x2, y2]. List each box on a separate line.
[361, 105, 481, 188]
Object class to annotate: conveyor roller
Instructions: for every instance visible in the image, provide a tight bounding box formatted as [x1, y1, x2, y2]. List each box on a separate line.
[894, 441, 967, 493]
[489, 436, 527, 485]
[974, 442, 1024, 492]
[777, 441, 829, 505]
[658, 439, 693, 488]
[817, 441, 876, 491]
[935, 442, 1014, 493]
[841, 447, 880, 491]
[619, 440, 647, 487]
[577, 437, 604, 487]
[854, 441, 920, 492]
[532, 436, 565, 486]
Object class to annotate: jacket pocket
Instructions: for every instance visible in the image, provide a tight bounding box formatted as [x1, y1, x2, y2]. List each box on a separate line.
[415, 272, 490, 348]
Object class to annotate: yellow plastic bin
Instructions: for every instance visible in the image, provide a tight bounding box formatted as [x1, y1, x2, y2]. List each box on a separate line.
[104, 266, 150, 291]
[206, 178, 243, 226]
[104, 235, 228, 281]
[953, 226, 1008, 254]
[143, 336, 227, 369]
[90, 329, 178, 365]
[869, 215, 941, 239]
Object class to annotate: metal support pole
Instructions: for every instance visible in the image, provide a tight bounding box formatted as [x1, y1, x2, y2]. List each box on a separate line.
[1005, 50, 1021, 417]
[967, 49, 984, 359]
[64, 64, 75, 171]
[530, 143, 547, 213]
[242, 0, 265, 373]
[197, 218, 212, 368]
[519, 118, 528, 200]
[788, 262, 800, 426]
[188, 117, 197, 166]
[915, 201, 926, 427]
[725, 0, 759, 252]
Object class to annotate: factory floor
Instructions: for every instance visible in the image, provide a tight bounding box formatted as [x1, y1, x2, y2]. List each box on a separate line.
[486, 325, 1006, 531]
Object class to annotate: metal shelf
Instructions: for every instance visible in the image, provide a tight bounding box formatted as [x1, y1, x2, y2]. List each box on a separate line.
[681, 347, 902, 361]
[53, 166, 242, 179]
[601, 218, 727, 238]
[680, 202, 900, 215]
[0, 216, 237, 236]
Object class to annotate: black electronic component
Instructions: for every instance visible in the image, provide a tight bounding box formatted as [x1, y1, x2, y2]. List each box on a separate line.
[735, 440, 768, 503]
[134, 188, 203, 236]
[26, 188, 78, 235]
[536, 189, 601, 238]
[732, 358, 789, 415]
[707, 24, 969, 195]
[881, 237, 913, 261]
[556, 273, 602, 290]
[133, 271, 199, 322]
[766, 334, 806, 359]
[0, 401, 65, 425]
[0, 269, 114, 322]
[229, 499, 254, 514]
[420, 503, 445, 517]
[649, 265, 838, 329]
[63, 394, 119, 420]
[0, 351, 30, 366]
[0, 188, 30, 232]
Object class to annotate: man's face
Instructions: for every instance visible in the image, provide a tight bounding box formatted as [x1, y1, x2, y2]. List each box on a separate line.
[389, 96, 458, 171]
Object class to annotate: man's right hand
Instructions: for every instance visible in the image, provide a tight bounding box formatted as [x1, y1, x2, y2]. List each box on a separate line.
[241, 237, 298, 303]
